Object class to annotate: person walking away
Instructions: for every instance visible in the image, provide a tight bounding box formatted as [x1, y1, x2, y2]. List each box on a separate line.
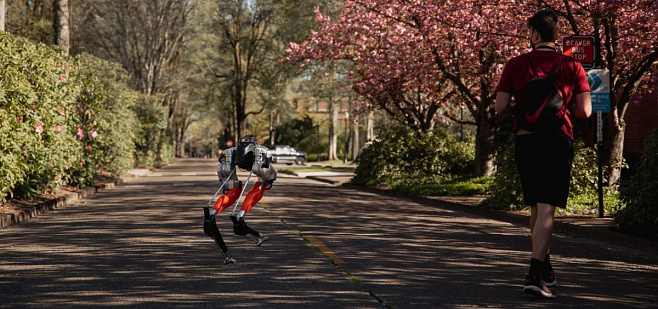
[494, 9, 592, 299]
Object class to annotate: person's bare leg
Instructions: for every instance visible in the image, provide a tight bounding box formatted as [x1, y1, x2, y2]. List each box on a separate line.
[532, 203, 555, 261]
[530, 205, 550, 255]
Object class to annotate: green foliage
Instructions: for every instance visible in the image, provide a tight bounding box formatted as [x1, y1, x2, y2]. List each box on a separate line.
[275, 115, 315, 148]
[132, 95, 169, 167]
[435, 129, 476, 176]
[352, 126, 446, 187]
[65, 54, 139, 185]
[0, 32, 145, 200]
[615, 129, 658, 239]
[486, 129, 523, 210]
[0, 32, 81, 198]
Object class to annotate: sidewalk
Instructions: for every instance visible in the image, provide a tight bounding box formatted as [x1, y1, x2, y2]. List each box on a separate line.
[0, 168, 148, 229]
[296, 169, 657, 256]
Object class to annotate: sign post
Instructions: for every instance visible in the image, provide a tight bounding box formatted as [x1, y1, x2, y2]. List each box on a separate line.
[587, 69, 611, 218]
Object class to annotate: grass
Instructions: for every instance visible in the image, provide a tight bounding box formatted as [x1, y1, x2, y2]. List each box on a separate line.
[392, 176, 492, 196]
[279, 166, 333, 174]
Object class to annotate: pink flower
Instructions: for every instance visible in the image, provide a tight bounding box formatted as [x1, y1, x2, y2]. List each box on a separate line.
[55, 177, 62, 184]
[87, 145, 93, 152]
[59, 75, 67, 82]
[76, 125, 84, 139]
[35, 124, 43, 134]
[55, 125, 62, 132]
[89, 130, 98, 138]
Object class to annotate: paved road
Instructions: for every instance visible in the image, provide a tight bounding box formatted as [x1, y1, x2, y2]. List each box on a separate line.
[1, 159, 657, 308]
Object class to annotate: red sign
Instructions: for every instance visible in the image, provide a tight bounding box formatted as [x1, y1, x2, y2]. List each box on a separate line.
[562, 36, 595, 69]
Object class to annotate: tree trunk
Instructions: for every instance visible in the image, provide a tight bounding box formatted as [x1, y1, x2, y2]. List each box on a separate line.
[351, 113, 359, 161]
[53, 0, 70, 55]
[474, 111, 496, 176]
[604, 110, 625, 188]
[328, 97, 338, 160]
[366, 110, 375, 141]
[0, 0, 6, 32]
[269, 109, 275, 146]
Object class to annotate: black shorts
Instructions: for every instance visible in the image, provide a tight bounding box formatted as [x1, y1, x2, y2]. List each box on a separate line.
[515, 133, 574, 208]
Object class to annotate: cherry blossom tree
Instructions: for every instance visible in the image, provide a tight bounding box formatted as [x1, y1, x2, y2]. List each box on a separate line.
[287, 0, 531, 176]
[533, 0, 658, 188]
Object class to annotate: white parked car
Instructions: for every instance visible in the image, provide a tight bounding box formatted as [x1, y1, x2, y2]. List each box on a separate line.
[266, 145, 306, 165]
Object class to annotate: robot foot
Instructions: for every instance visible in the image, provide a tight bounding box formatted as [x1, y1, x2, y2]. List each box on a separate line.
[221, 250, 236, 264]
[256, 235, 269, 246]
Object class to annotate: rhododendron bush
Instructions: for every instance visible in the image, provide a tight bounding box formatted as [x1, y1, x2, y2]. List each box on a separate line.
[0, 32, 139, 200]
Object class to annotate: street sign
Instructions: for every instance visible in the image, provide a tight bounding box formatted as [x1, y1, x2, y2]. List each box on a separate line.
[563, 36, 595, 69]
[587, 69, 611, 113]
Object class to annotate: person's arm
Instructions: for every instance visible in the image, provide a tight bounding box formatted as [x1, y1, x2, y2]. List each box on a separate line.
[573, 92, 592, 118]
[571, 61, 592, 118]
[495, 91, 514, 115]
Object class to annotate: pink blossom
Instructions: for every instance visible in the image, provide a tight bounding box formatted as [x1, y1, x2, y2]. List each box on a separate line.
[35, 124, 43, 134]
[76, 125, 84, 139]
[55, 125, 62, 132]
[87, 145, 93, 152]
[59, 75, 67, 82]
[55, 177, 62, 184]
[89, 130, 98, 138]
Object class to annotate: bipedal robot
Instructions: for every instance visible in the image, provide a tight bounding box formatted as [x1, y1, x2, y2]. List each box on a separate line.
[203, 136, 276, 264]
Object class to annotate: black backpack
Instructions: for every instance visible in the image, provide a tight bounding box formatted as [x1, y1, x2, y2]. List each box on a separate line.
[514, 55, 567, 132]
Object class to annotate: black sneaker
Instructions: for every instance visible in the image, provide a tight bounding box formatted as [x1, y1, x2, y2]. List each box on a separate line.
[543, 270, 557, 287]
[524, 275, 556, 298]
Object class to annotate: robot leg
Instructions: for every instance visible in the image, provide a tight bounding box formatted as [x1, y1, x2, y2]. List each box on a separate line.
[229, 214, 269, 246]
[238, 182, 267, 216]
[212, 186, 242, 215]
[204, 208, 236, 264]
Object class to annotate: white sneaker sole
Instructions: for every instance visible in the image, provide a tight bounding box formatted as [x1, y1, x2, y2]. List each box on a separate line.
[523, 285, 556, 298]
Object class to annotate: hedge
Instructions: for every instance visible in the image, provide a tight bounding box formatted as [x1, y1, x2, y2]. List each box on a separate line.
[0, 32, 163, 201]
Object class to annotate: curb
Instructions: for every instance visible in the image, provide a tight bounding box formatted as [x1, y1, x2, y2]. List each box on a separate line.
[305, 176, 341, 185]
[0, 177, 124, 230]
[341, 183, 658, 256]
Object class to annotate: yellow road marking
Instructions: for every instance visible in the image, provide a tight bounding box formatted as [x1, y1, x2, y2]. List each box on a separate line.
[302, 235, 346, 265]
[260, 202, 345, 265]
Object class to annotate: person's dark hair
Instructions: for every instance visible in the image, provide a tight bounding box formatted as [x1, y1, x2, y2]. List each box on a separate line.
[527, 10, 559, 42]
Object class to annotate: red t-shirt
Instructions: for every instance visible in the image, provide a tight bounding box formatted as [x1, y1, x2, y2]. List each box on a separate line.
[496, 50, 590, 140]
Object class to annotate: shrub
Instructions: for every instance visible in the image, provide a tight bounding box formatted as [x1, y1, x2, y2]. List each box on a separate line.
[65, 54, 139, 185]
[0, 32, 143, 200]
[0, 32, 81, 198]
[486, 129, 523, 210]
[615, 129, 658, 239]
[352, 125, 446, 187]
[133, 94, 169, 167]
[77, 54, 138, 174]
